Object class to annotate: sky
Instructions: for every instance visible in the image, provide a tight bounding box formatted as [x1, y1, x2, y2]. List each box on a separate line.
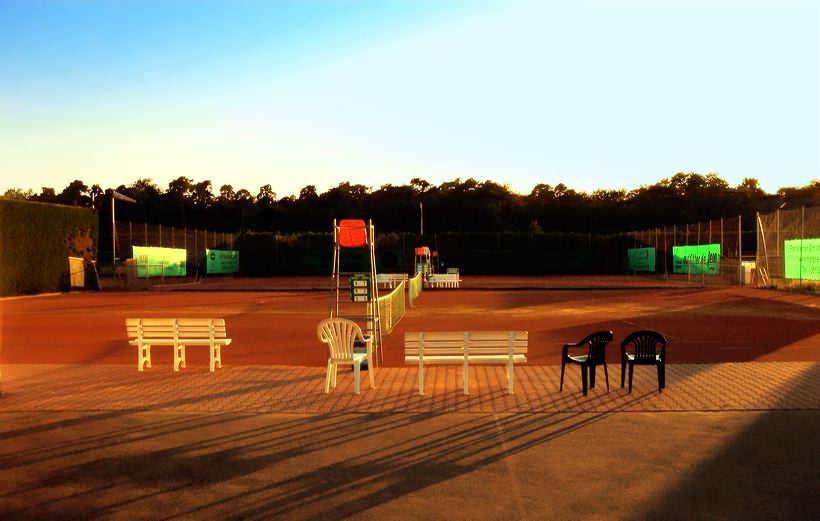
[1, 0, 818, 198]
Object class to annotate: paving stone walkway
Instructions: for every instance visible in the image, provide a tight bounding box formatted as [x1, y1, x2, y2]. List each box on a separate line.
[2, 362, 818, 414]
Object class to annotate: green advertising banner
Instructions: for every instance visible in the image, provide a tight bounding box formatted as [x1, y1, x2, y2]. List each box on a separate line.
[206, 249, 239, 274]
[784, 238, 820, 280]
[132, 246, 187, 277]
[672, 244, 720, 274]
[628, 247, 656, 272]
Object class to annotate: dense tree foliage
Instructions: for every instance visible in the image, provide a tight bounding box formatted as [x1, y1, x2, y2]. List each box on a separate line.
[3, 174, 818, 234]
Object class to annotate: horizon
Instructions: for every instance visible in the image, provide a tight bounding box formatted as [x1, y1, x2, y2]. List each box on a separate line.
[2, 0, 818, 197]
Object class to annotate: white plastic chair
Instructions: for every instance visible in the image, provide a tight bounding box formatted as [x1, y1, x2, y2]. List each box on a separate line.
[317, 318, 375, 394]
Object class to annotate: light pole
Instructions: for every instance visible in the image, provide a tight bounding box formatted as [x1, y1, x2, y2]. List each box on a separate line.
[111, 190, 136, 282]
[420, 201, 424, 236]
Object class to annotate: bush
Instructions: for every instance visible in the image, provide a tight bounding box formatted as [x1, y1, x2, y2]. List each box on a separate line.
[0, 199, 97, 295]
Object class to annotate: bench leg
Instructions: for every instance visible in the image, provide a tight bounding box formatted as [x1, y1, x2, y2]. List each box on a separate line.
[353, 360, 361, 395]
[508, 362, 514, 394]
[210, 343, 220, 372]
[138, 343, 151, 371]
[463, 363, 469, 395]
[418, 362, 424, 396]
[174, 343, 186, 372]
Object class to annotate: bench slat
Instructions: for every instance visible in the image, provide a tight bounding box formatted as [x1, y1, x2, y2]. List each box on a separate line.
[406, 355, 526, 364]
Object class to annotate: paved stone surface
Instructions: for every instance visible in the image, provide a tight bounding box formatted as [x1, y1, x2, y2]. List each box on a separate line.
[2, 362, 818, 413]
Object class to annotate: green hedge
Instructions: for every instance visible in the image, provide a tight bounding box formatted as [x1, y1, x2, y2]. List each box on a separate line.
[0, 199, 97, 295]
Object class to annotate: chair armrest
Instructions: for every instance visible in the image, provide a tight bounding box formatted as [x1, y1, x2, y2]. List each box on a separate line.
[562, 342, 584, 357]
[360, 334, 374, 357]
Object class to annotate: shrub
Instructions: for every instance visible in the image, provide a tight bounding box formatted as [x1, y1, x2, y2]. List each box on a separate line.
[0, 199, 97, 295]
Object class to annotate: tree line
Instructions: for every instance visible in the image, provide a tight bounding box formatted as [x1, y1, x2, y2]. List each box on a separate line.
[3, 174, 818, 234]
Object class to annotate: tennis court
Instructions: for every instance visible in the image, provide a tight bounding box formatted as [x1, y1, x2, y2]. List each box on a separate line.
[2, 276, 817, 368]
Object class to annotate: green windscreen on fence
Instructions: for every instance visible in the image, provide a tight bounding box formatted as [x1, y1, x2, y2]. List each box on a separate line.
[784, 238, 820, 280]
[672, 244, 720, 274]
[132, 246, 187, 277]
[206, 249, 239, 274]
[628, 248, 655, 272]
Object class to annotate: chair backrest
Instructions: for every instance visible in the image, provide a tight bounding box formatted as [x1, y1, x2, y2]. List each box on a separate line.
[622, 330, 666, 361]
[580, 331, 614, 362]
[317, 318, 364, 360]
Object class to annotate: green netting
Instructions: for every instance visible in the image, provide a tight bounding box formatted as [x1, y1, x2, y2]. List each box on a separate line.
[784, 238, 820, 280]
[132, 246, 187, 277]
[206, 249, 239, 274]
[672, 244, 720, 274]
[628, 247, 656, 272]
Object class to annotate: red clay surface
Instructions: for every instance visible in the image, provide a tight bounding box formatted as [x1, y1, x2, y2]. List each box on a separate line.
[1, 276, 818, 367]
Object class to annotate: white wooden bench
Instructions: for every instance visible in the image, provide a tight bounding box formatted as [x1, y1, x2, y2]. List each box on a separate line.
[427, 273, 461, 288]
[376, 273, 408, 289]
[404, 331, 527, 395]
[126, 318, 231, 372]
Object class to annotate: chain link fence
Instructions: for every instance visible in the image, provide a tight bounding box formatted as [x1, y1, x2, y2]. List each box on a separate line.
[114, 221, 239, 281]
[623, 215, 756, 286]
[109, 208, 819, 289]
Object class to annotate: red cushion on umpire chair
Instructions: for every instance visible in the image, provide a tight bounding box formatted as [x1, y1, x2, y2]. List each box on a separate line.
[338, 219, 368, 248]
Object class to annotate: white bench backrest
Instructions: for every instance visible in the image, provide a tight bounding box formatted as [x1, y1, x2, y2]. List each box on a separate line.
[404, 331, 527, 357]
[428, 273, 459, 282]
[126, 318, 228, 340]
[177, 318, 228, 339]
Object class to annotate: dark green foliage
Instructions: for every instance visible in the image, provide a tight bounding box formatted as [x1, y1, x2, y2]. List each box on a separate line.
[7, 175, 819, 235]
[236, 230, 608, 276]
[0, 199, 97, 295]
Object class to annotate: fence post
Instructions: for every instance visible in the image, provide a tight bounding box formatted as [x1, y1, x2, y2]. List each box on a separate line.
[739, 215, 743, 284]
[801, 206, 805, 284]
[720, 218, 724, 259]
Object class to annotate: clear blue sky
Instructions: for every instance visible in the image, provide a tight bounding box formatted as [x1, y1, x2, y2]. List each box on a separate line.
[1, 0, 818, 197]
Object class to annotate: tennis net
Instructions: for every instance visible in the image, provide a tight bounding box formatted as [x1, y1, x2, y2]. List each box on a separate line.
[377, 279, 406, 340]
[408, 272, 423, 306]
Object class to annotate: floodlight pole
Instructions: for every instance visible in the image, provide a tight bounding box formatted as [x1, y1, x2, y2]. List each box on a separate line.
[111, 190, 137, 285]
[111, 196, 116, 275]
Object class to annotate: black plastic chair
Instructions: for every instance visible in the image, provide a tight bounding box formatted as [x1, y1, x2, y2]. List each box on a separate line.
[621, 330, 667, 393]
[560, 331, 613, 396]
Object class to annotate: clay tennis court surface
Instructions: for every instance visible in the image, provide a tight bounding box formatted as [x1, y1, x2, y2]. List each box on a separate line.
[2, 276, 819, 520]
[2, 276, 817, 367]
